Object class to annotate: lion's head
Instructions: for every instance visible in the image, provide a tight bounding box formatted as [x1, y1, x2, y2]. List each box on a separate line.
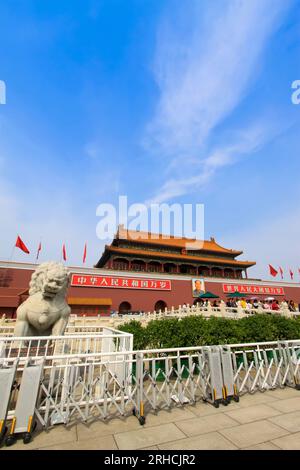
[29, 262, 70, 299]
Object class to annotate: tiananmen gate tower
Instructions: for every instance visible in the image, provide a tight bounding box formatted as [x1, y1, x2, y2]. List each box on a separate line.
[0, 225, 299, 317]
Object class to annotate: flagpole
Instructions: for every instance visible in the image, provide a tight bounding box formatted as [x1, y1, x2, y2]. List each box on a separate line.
[35, 237, 42, 264]
[8, 244, 15, 262]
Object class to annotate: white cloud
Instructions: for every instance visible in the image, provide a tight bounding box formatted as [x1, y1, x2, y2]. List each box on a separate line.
[145, 0, 292, 203]
[146, 118, 279, 205]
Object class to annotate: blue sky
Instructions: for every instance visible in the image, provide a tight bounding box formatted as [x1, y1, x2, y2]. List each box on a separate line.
[0, 0, 300, 280]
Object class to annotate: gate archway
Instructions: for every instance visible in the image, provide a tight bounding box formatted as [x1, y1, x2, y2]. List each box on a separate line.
[154, 300, 167, 312]
[119, 301, 132, 314]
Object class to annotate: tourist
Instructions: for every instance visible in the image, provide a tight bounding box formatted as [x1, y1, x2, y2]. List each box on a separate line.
[240, 298, 247, 309]
[271, 299, 280, 311]
[252, 298, 259, 309]
[263, 300, 270, 310]
[288, 300, 296, 312]
[281, 299, 288, 309]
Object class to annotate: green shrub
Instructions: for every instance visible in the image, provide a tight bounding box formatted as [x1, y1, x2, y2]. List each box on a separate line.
[118, 320, 148, 350]
[118, 315, 300, 349]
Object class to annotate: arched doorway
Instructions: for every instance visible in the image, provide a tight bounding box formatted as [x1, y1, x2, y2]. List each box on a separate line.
[119, 301, 132, 314]
[211, 267, 223, 278]
[179, 264, 197, 275]
[224, 268, 234, 279]
[131, 259, 146, 271]
[198, 266, 209, 276]
[112, 258, 129, 270]
[148, 261, 162, 273]
[154, 300, 167, 312]
[163, 263, 177, 274]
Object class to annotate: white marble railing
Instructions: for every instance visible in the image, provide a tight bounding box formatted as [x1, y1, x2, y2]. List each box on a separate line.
[1, 303, 299, 332]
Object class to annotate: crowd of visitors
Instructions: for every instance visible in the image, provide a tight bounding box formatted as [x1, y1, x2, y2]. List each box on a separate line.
[110, 298, 300, 316]
[195, 298, 300, 312]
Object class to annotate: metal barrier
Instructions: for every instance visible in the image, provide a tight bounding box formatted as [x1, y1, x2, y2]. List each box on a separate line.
[0, 337, 299, 447]
[229, 340, 300, 394]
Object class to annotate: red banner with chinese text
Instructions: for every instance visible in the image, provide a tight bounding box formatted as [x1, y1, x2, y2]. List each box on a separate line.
[71, 274, 172, 291]
[223, 284, 285, 296]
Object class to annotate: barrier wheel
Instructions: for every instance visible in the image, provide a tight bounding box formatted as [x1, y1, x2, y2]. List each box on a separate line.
[233, 395, 240, 402]
[139, 416, 146, 426]
[5, 435, 17, 447]
[0, 426, 7, 446]
[295, 384, 300, 391]
[23, 432, 32, 444]
[213, 401, 219, 409]
[132, 408, 136, 416]
[222, 399, 228, 406]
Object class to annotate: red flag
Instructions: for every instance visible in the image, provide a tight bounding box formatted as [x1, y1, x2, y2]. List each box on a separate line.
[15, 235, 30, 254]
[36, 242, 42, 260]
[83, 243, 87, 264]
[269, 264, 278, 277]
[279, 266, 284, 279]
[290, 269, 294, 280]
[62, 244, 67, 261]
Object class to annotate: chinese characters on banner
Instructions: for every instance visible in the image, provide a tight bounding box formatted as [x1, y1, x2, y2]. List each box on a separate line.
[71, 274, 171, 290]
[223, 284, 285, 296]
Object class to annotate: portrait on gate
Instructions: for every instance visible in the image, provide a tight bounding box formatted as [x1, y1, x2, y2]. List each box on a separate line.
[192, 278, 205, 297]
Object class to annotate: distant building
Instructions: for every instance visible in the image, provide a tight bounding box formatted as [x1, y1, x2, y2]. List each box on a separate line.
[95, 225, 256, 279]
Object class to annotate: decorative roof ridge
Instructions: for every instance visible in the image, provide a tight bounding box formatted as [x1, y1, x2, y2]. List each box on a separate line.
[115, 225, 243, 254]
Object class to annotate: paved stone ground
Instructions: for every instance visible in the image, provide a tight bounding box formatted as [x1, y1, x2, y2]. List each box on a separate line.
[2, 388, 300, 450]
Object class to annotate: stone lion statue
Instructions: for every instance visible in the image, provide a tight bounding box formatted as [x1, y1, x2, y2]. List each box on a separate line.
[14, 262, 71, 337]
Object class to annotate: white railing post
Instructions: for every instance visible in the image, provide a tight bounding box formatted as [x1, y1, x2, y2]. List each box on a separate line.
[237, 305, 244, 318]
[220, 301, 226, 317]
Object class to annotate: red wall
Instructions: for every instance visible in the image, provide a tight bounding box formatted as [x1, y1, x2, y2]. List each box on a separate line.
[1, 265, 300, 316]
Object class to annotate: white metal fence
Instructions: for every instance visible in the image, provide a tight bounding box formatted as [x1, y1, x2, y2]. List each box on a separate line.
[1, 333, 300, 447]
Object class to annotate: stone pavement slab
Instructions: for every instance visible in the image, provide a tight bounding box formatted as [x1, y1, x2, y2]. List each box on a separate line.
[188, 402, 232, 416]
[268, 410, 300, 433]
[114, 423, 186, 450]
[38, 434, 117, 450]
[271, 432, 300, 450]
[224, 404, 281, 424]
[218, 420, 289, 448]
[1, 424, 77, 451]
[268, 396, 300, 413]
[237, 393, 279, 407]
[265, 388, 300, 400]
[2, 389, 300, 451]
[175, 413, 239, 437]
[140, 446, 159, 450]
[76, 415, 140, 441]
[158, 431, 238, 450]
[241, 442, 280, 450]
[144, 407, 196, 426]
